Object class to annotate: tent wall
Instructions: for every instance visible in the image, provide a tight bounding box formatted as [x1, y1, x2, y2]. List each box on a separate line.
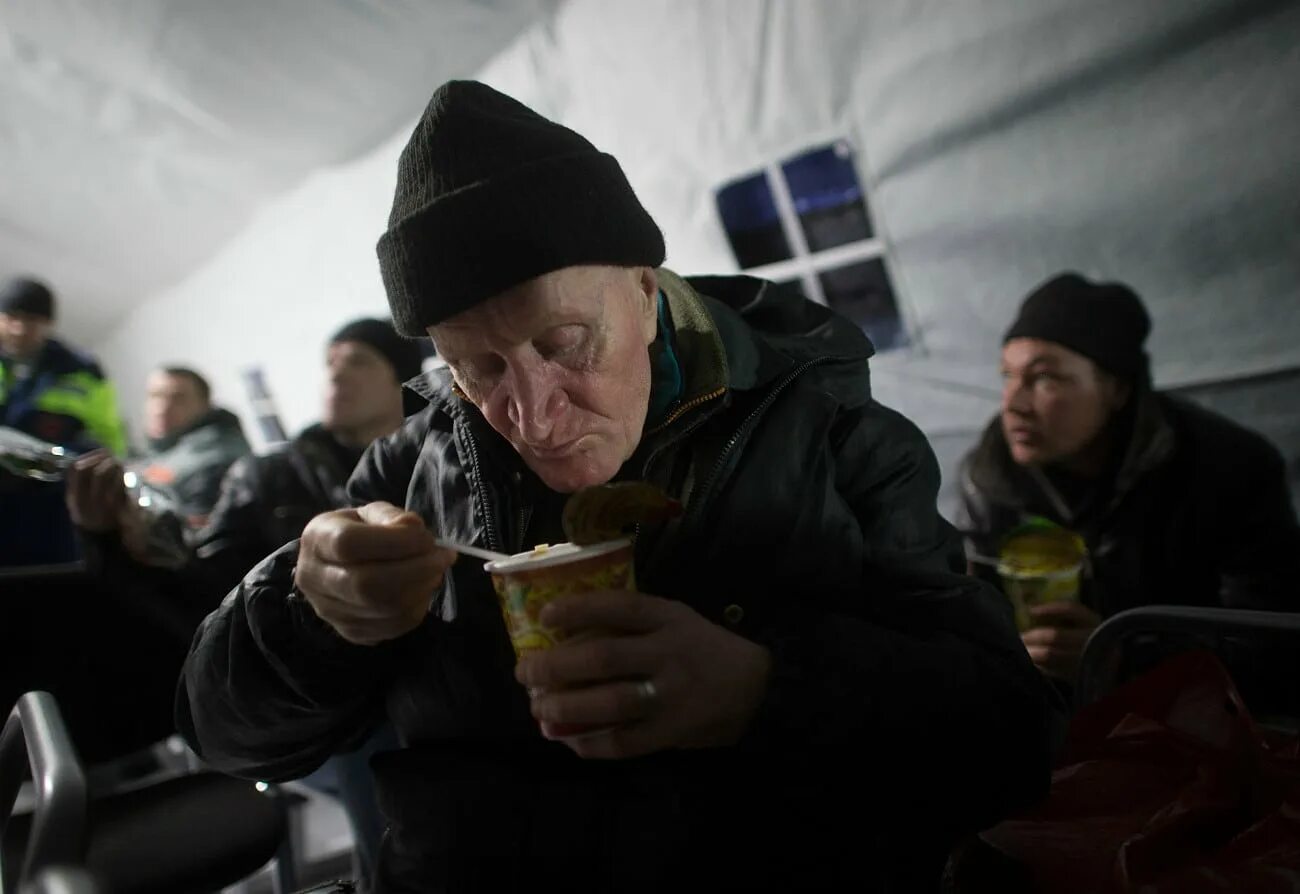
[1, 0, 552, 346]
[93, 0, 1300, 513]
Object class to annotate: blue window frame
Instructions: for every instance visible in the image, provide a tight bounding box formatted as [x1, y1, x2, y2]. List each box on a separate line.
[714, 140, 908, 353]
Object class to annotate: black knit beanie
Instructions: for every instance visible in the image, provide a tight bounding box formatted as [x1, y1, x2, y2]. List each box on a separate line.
[376, 80, 666, 336]
[329, 318, 424, 386]
[0, 277, 56, 321]
[1004, 273, 1151, 380]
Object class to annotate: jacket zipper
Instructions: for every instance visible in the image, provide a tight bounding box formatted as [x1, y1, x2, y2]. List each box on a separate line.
[645, 387, 727, 437]
[633, 388, 729, 556]
[460, 420, 502, 553]
[517, 503, 534, 551]
[685, 357, 832, 527]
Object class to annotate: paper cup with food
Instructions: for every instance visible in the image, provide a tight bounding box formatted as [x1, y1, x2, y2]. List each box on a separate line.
[997, 519, 1087, 631]
[485, 481, 681, 658]
[486, 539, 638, 657]
[486, 482, 680, 737]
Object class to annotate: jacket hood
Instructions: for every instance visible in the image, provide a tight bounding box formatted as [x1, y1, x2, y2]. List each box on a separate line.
[683, 273, 876, 369]
[679, 272, 876, 412]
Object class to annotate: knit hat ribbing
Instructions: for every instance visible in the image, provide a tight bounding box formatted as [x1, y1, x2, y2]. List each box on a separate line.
[329, 318, 424, 386]
[1004, 272, 1151, 380]
[377, 81, 665, 336]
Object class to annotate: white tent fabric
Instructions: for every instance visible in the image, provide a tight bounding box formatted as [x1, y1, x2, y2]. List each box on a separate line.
[477, 0, 1300, 512]
[0, 0, 553, 347]
[28, 0, 1298, 509]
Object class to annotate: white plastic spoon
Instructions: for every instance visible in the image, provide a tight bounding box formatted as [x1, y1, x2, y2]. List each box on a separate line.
[436, 539, 510, 563]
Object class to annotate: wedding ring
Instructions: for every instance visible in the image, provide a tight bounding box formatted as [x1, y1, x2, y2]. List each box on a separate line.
[636, 679, 658, 704]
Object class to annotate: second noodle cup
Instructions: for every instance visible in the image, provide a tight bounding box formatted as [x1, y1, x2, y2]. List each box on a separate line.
[484, 539, 636, 659]
[997, 523, 1086, 631]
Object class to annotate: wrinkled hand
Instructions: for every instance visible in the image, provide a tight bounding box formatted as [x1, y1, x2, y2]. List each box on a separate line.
[65, 451, 129, 532]
[515, 591, 772, 759]
[294, 501, 457, 646]
[1021, 601, 1102, 681]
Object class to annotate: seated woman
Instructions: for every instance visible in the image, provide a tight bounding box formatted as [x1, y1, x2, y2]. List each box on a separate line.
[956, 272, 1300, 685]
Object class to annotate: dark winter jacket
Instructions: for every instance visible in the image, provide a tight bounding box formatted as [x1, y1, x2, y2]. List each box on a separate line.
[178, 270, 1055, 892]
[956, 388, 1300, 619]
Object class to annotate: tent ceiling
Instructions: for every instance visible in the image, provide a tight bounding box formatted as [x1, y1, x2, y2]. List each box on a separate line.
[0, 0, 554, 345]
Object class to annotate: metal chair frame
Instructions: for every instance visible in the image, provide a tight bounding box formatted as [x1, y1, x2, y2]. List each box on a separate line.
[1076, 605, 1300, 708]
[0, 692, 89, 893]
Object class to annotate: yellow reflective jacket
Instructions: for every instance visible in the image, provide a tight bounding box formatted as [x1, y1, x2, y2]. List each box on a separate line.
[0, 337, 127, 455]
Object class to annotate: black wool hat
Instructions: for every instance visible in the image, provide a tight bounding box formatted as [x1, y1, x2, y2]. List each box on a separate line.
[1004, 272, 1152, 380]
[0, 277, 56, 321]
[376, 80, 666, 336]
[330, 318, 424, 386]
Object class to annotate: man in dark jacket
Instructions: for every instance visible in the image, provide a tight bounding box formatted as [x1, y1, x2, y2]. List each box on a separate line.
[1, 276, 127, 565]
[956, 273, 1300, 683]
[66, 317, 423, 885]
[178, 81, 1054, 893]
[132, 366, 250, 528]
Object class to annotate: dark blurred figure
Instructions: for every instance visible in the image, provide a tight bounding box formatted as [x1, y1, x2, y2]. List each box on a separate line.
[0, 276, 126, 565]
[133, 366, 251, 528]
[66, 317, 423, 887]
[192, 318, 423, 585]
[957, 273, 1300, 684]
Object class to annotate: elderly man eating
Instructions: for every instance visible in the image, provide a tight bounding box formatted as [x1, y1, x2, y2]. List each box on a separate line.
[178, 81, 1054, 893]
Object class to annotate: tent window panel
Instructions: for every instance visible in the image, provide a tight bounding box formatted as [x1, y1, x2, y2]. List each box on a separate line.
[715, 140, 910, 354]
[715, 172, 792, 268]
[819, 258, 909, 352]
[781, 142, 873, 251]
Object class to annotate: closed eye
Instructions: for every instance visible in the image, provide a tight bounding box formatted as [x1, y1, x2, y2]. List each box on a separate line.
[450, 354, 505, 393]
[535, 324, 590, 361]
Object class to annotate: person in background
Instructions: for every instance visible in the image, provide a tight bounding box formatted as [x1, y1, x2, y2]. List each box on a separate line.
[177, 80, 1054, 892]
[957, 272, 1300, 684]
[133, 366, 251, 528]
[183, 318, 425, 590]
[0, 276, 126, 565]
[66, 316, 424, 888]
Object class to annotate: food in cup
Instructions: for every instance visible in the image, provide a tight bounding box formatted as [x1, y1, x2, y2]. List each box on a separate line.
[997, 520, 1087, 631]
[562, 481, 681, 545]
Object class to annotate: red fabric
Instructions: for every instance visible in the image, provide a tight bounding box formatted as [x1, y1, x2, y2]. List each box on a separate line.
[981, 652, 1300, 893]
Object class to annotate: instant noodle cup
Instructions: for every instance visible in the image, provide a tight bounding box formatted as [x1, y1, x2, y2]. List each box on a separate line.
[997, 521, 1087, 631]
[484, 539, 636, 659]
[486, 539, 636, 738]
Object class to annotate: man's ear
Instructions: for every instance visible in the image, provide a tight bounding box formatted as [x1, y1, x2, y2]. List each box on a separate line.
[636, 267, 659, 345]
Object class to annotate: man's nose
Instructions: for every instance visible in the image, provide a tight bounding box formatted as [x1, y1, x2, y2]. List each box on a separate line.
[508, 373, 568, 443]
